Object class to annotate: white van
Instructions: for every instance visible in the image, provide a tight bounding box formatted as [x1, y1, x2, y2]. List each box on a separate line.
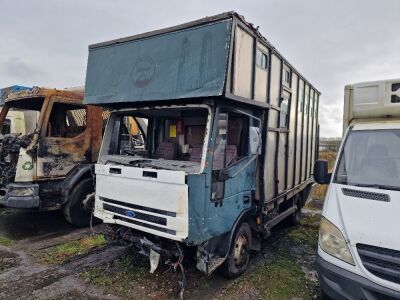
[314, 79, 400, 299]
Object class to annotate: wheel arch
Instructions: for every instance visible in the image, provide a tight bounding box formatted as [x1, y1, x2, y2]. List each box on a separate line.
[60, 163, 95, 205]
[202, 206, 257, 259]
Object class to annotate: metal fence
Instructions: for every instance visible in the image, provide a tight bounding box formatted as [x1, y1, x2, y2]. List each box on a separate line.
[319, 137, 341, 152]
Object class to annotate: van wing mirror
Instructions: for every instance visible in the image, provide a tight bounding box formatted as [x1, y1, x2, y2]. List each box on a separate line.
[313, 159, 331, 184]
[249, 126, 261, 155]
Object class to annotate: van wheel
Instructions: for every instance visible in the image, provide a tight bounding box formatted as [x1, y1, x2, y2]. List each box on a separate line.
[290, 196, 302, 226]
[220, 222, 252, 278]
[63, 178, 97, 227]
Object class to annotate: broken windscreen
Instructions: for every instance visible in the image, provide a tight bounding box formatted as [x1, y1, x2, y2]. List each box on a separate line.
[101, 106, 210, 172]
[0, 98, 43, 136]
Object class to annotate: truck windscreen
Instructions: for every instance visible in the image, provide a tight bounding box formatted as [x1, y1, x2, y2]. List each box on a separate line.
[334, 129, 400, 191]
[0, 98, 43, 135]
[106, 107, 209, 163]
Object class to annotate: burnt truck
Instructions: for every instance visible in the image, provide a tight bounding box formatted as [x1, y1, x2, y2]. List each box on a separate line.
[84, 12, 320, 277]
[0, 86, 106, 226]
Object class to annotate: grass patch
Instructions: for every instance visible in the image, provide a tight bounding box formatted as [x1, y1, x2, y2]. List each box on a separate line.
[0, 235, 15, 247]
[80, 253, 183, 299]
[219, 214, 320, 300]
[220, 255, 315, 300]
[288, 215, 320, 248]
[35, 234, 106, 264]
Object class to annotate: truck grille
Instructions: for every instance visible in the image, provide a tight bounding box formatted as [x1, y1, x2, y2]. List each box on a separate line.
[357, 244, 400, 285]
[100, 197, 176, 217]
[103, 203, 167, 226]
[101, 197, 177, 236]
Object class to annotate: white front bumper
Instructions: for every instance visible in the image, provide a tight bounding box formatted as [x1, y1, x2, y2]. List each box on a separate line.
[94, 164, 189, 241]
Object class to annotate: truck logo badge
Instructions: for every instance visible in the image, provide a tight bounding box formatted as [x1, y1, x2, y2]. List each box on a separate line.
[125, 210, 136, 218]
[22, 161, 33, 171]
[132, 57, 155, 88]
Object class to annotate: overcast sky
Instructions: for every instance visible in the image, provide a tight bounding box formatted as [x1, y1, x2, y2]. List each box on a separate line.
[1, 0, 399, 137]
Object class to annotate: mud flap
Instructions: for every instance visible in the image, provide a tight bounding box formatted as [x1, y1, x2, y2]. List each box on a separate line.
[149, 248, 161, 273]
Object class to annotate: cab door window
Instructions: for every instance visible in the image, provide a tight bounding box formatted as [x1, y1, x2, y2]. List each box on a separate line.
[47, 103, 87, 138]
[212, 111, 249, 201]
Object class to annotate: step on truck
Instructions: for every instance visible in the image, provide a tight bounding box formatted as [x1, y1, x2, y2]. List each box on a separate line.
[315, 79, 400, 299]
[84, 12, 320, 277]
[0, 86, 108, 226]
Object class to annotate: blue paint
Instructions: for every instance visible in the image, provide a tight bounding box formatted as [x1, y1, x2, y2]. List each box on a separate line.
[0, 85, 32, 105]
[186, 106, 258, 245]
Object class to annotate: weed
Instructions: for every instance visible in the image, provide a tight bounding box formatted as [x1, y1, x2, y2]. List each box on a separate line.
[35, 234, 106, 264]
[0, 235, 15, 247]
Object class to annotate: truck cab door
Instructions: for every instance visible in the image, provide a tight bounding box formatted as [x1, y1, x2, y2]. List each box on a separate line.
[37, 100, 93, 178]
[207, 108, 259, 237]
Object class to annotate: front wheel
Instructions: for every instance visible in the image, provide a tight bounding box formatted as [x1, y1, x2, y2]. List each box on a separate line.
[220, 222, 252, 278]
[63, 178, 97, 227]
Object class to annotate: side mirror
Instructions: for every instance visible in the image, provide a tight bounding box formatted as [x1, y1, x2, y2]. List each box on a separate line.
[249, 127, 261, 155]
[313, 159, 332, 184]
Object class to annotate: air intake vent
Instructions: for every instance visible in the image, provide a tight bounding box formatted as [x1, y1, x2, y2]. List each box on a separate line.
[342, 188, 390, 202]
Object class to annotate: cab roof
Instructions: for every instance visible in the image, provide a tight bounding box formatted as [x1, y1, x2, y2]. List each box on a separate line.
[3, 86, 84, 104]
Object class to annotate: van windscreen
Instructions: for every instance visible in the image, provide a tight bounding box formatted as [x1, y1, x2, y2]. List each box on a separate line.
[334, 129, 400, 190]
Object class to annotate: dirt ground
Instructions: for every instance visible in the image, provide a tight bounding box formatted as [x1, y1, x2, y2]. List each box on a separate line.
[0, 200, 323, 300]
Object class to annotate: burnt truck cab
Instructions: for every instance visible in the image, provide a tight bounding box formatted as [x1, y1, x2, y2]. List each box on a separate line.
[0, 87, 104, 226]
[86, 12, 319, 278]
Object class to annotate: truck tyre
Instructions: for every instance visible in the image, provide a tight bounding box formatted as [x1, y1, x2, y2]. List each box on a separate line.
[220, 222, 252, 278]
[289, 196, 302, 226]
[63, 177, 95, 227]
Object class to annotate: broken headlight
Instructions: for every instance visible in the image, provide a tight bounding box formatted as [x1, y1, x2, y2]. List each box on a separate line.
[319, 217, 355, 265]
[8, 187, 35, 197]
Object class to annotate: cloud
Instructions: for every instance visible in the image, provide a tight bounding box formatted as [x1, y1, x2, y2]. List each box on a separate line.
[0, 0, 399, 137]
[0, 57, 46, 84]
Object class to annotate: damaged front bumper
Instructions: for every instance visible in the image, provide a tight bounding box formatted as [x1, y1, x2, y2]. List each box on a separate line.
[107, 225, 187, 298]
[0, 182, 40, 208]
[106, 226, 182, 270]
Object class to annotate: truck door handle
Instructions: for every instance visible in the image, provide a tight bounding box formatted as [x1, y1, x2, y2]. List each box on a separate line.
[243, 195, 250, 204]
[143, 171, 157, 178]
[109, 168, 121, 174]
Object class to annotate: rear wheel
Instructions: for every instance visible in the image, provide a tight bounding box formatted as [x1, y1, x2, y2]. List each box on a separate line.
[63, 178, 97, 227]
[220, 222, 252, 278]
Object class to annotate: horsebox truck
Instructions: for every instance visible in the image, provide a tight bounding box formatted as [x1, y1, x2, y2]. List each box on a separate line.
[84, 12, 320, 278]
[315, 79, 400, 299]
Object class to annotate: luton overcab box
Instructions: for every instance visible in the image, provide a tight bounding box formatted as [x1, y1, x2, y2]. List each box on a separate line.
[84, 12, 320, 278]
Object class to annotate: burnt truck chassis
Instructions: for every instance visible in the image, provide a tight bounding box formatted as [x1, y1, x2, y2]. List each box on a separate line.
[0, 88, 102, 226]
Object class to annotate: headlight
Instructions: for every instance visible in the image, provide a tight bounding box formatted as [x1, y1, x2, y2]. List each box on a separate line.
[319, 217, 355, 265]
[8, 187, 35, 197]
